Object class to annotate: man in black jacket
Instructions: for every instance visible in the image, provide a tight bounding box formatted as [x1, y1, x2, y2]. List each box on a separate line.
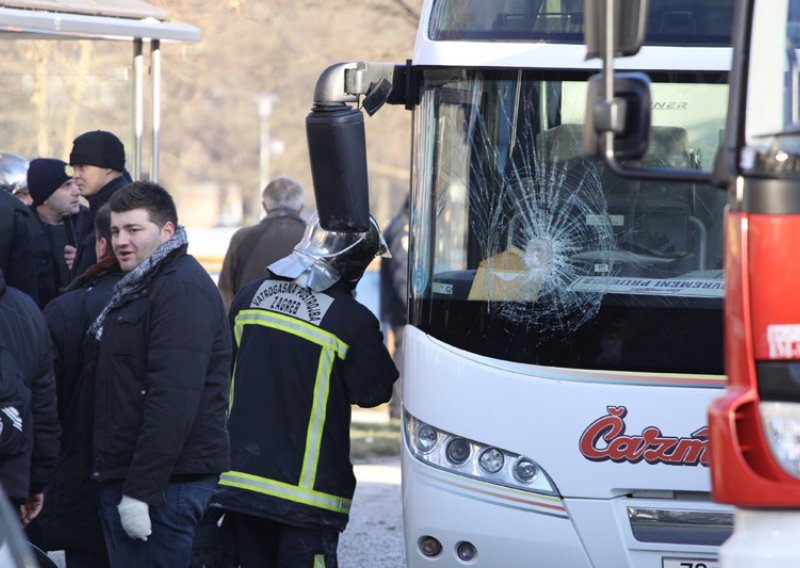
[87, 181, 231, 567]
[25, 158, 90, 308]
[0, 267, 60, 524]
[214, 214, 398, 567]
[0, 186, 38, 302]
[66, 130, 131, 279]
[40, 204, 121, 567]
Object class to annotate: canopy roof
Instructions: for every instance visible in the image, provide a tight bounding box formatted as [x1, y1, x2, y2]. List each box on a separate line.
[0, 0, 200, 42]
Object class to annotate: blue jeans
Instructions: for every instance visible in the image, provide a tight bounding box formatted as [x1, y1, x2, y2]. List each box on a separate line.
[96, 476, 217, 568]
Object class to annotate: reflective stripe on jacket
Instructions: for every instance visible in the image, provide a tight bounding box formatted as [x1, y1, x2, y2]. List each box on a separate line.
[214, 275, 398, 531]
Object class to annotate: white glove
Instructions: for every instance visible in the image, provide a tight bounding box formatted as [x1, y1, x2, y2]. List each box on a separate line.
[117, 495, 152, 541]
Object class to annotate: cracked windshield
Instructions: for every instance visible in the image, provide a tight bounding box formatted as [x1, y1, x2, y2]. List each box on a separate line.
[411, 70, 728, 374]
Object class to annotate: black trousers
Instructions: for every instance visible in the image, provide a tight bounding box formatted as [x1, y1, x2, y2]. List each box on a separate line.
[221, 511, 339, 568]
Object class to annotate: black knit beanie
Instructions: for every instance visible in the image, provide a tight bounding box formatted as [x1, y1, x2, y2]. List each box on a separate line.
[27, 158, 73, 207]
[69, 130, 126, 171]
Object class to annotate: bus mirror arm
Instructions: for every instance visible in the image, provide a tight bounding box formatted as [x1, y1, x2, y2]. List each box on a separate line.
[306, 61, 406, 232]
[313, 61, 406, 108]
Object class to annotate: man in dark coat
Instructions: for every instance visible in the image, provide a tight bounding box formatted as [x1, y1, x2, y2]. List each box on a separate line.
[217, 176, 306, 309]
[0, 343, 32, 506]
[379, 195, 410, 419]
[66, 130, 131, 279]
[214, 214, 398, 567]
[0, 267, 60, 522]
[25, 158, 90, 308]
[0, 187, 38, 302]
[87, 181, 231, 567]
[40, 204, 121, 567]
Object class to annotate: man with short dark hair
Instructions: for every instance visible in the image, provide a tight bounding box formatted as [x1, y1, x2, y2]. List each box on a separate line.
[40, 204, 120, 566]
[218, 176, 306, 308]
[67, 130, 130, 279]
[25, 158, 89, 307]
[87, 181, 231, 567]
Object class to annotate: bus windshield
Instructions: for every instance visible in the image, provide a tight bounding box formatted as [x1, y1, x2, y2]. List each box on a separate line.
[409, 69, 728, 374]
[429, 0, 734, 46]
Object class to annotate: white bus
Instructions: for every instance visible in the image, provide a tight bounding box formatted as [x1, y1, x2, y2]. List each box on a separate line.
[306, 0, 735, 565]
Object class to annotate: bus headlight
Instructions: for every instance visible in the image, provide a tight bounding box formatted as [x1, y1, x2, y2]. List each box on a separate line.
[478, 448, 504, 473]
[404, 413, 559, 495]
[413, 423, 439, 454]
[514, 457, 539, 483]
[446, 438, 471, 464]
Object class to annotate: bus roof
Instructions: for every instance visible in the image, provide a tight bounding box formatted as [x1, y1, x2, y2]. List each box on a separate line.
[0, 0, 200, 43]
[413, 0, 731, 71]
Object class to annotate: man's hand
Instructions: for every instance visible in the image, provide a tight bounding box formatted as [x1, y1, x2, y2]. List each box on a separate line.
[117, 495, 152, 541]
[19, 493, 44, 526]
[64, 244, 77, 270]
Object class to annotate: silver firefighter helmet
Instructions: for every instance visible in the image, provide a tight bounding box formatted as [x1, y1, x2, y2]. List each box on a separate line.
[0, 153, 29, 196]
[269, 212, 389, 292]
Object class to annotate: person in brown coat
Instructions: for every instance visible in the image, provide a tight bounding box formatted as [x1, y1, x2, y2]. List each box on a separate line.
[217, 177, 306, 308]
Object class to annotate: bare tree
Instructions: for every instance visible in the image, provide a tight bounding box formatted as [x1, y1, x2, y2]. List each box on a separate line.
[0, 0, 421, 227]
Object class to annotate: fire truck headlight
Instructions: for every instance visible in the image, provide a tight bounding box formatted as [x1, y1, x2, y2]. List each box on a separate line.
[404, 413, 559, 495]
[761, 402, 800, 478]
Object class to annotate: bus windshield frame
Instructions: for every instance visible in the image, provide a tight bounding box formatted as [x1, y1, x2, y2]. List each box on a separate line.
[408, 67, 729, 375]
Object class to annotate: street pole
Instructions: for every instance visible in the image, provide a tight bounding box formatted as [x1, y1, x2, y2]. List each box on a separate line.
[258, 93, 277, 193]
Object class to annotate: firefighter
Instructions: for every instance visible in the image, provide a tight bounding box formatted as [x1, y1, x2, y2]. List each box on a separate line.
[213, 214, 398, 567]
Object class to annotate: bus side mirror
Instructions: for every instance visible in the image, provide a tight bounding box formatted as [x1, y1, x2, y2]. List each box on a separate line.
[583, 72, 652, 160]
[584, 0, 648, 59]
[306, 102, 371, 232]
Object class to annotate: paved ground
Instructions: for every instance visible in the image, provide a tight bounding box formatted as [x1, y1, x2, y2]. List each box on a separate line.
[340, 456, 405, 567]
[47, 457, 405, 568]
[47, 455, 405, 568]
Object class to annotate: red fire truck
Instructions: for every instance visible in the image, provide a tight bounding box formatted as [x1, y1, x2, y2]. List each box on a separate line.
[586, 1, 800, 565]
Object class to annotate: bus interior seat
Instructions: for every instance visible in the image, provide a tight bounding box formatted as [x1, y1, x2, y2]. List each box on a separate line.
[492, 1, 584, 34]
[536, 124, 701, 266]
[635, 126, 721, 269]
[492, 0, 544, 33]
[659, 11, 697, 35]
[535, 123, 586, 164]
[622, 126, 695, 260]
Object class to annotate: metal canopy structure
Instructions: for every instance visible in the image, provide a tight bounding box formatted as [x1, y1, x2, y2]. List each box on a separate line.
[0, 0, 201, 180]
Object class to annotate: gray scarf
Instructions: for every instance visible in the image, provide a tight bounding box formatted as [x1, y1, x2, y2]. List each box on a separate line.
[88, 225, 189, 340]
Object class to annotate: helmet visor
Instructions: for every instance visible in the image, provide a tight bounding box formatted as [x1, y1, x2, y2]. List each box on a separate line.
[297, 213, 367, 259]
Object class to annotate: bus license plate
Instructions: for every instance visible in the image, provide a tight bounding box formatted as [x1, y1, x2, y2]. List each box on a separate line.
[663, 558, 719, 568]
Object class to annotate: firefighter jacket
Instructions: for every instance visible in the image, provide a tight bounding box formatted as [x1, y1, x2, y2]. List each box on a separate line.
[214, 274, 398, 531]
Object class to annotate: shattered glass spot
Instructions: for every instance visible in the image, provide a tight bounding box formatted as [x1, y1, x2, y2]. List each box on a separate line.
[465, 94, 615, 333]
